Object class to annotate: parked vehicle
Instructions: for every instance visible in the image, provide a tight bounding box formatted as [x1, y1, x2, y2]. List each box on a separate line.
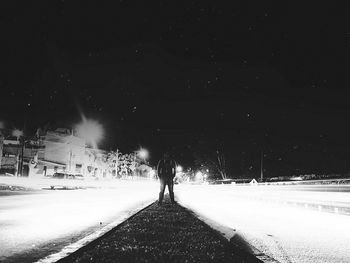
[52, 173, 84, 180]
[73, 174, 84, 180]
[52, 172, 67, 179]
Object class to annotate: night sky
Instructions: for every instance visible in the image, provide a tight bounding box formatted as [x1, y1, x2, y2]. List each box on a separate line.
[0, 1, 348, 176]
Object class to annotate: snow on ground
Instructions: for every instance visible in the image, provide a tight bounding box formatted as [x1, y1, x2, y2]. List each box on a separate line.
[176, 184, 350, 263]
[0, 180, 158, 262]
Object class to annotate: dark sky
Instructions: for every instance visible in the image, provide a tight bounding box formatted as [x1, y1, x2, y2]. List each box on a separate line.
[0, 1, 348, 175]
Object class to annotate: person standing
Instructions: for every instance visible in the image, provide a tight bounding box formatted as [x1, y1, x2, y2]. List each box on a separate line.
[157, 152, 177, 205]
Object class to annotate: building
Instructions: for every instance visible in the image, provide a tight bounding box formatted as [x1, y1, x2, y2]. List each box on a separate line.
[25, 128, 85, 177]
[0, 133, 3, 167]
[25, 128, 112, 179]
[1, 127, 118, 179]
[0, 135, 21, 176]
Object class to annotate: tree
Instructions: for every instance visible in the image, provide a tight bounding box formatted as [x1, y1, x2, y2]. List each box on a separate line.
[193, 135, 228, 180]
[107, 150, 120, 177]
[216, 149, 227, 179]
[107, 150, 148, 179]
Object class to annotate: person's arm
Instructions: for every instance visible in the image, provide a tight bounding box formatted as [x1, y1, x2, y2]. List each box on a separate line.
[172, 160, 177, 177]
[157, 160, 162, 176]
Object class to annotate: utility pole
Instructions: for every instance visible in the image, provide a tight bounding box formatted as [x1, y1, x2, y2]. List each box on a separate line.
[115, 149, 119, 177]
[20, 137, 25, 176]
[69, 149, 72, 174]
[260, 150, 264, 182]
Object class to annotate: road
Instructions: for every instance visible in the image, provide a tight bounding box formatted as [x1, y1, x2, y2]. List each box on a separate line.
[1, 180, 349, 263]
[0, 180, 158, 263]
[176, 183, 350, 263]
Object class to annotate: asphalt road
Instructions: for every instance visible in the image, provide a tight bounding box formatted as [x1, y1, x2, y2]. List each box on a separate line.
[263, 184, 350, 193]
[227, 184, 350, 215]
[1, 181, 349, 263]
[0, 181, 158, 263]
[176, 184, 350, 263]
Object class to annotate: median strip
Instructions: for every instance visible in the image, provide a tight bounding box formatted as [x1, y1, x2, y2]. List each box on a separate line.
[47, 195, 262, 263]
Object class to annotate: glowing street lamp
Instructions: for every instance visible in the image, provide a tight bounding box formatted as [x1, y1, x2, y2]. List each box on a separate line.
[176, 165, 183, 173]
[75, 118, 104, 149]
[137, 148, 149, 160]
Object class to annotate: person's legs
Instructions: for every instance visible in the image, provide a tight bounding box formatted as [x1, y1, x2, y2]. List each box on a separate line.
[167, 179, 175, 203]
[158, 178, 166, 204]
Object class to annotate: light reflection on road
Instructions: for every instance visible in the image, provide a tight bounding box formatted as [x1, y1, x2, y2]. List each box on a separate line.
[176, 184, 350, 263]
[0, 180, 158, 262]
[1, 181, 350, 263]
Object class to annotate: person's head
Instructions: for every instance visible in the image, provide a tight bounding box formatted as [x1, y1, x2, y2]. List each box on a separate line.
[163, 151, 170, 160]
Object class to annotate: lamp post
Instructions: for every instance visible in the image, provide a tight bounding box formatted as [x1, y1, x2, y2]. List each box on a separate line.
[260, 150, 264, 182]
[137, 148, 149, 162]
[132, 148, 149, 177]
[176, 165, 183, 173]
[12, 129, 24, 177]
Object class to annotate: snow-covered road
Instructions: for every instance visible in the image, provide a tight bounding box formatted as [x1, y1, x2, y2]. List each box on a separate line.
[176, 184, 350, 263]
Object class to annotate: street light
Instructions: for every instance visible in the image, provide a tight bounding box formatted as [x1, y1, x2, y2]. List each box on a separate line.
[11, 129, 24, 176]
[75, 118, 104, 149]
[137, 148, 149, 160]
[176, 165, 183, 173]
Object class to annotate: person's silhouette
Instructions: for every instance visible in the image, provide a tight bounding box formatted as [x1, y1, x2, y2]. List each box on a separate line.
[157, 152, 177, 204]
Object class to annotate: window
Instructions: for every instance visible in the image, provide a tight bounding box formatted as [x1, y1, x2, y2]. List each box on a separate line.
[75, 164, 82, 173]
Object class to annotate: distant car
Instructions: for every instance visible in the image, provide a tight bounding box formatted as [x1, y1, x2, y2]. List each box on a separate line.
[53, 173, 75, 179]
[52, 173, 84, 180]
[66, 174, 75, 179]
[74, 174, 84, 180]
[52, 172, 67, 179]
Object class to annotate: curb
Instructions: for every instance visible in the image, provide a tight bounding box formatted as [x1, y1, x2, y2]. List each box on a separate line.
[177, 200, 278, 263]
[37, 198, 275, 263]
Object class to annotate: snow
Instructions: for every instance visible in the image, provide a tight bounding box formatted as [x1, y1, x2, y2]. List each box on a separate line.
[176, 184, 350, 263]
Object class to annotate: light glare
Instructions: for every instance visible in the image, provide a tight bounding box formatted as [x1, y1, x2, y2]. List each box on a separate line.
[75, 118, 103, 148]
[137, 148, 149, 160]
[12, 129, 23, 138]
[176, 165, 183, 173]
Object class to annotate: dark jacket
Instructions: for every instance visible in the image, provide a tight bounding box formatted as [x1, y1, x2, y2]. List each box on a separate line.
[157, 159, 177, 179]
